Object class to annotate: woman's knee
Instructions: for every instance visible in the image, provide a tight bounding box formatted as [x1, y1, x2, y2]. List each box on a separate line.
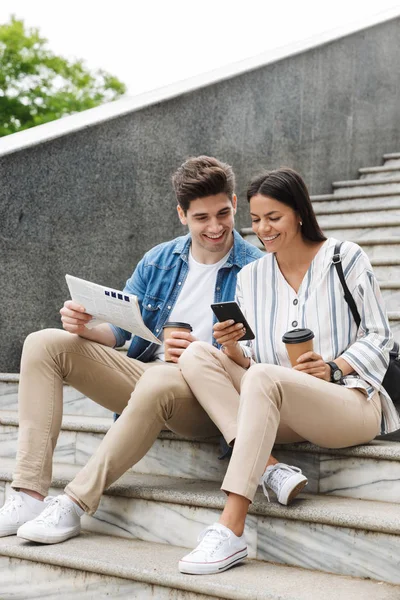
[242, 362, 282, 385]
[241, 363, 283, 408]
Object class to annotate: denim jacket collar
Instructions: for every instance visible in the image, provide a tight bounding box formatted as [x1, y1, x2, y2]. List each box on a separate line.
[173, 229, 249, 269]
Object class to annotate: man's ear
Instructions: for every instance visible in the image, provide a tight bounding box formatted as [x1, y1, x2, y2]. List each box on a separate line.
[232, 194, 237, 215]
[177, 204, 187, 225]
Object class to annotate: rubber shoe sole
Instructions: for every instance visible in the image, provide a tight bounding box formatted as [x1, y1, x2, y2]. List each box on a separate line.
[278, 473, 308, 506]
[179, 547, 248, 575]
[17, 523, 81, 544]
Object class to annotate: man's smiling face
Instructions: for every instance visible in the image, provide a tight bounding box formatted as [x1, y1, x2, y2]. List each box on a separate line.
[177, 193, 237, 263]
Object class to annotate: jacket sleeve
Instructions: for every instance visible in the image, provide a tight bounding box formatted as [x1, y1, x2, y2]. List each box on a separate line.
[109, 257, 148, 347]
[340, 251, 393, 390]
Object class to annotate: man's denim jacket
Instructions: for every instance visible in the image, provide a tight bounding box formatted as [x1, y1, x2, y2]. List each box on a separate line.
[110, 229, 263, 362]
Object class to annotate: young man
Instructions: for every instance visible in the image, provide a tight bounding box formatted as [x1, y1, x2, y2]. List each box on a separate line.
[0, 156, 307, 544]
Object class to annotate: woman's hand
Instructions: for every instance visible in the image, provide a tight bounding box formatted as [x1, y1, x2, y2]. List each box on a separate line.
[213, 320, 250, 369]
[293, 351, 331, 381]
[213, 320, 246, 347]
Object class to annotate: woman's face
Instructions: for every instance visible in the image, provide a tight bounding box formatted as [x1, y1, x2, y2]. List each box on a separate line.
[249, 194, 301, 253]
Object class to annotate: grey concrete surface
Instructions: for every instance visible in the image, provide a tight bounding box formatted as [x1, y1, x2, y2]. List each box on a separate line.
[2, 456, 400, 535]
[2, 534, 399, 600]
[1, 17, 400, 370]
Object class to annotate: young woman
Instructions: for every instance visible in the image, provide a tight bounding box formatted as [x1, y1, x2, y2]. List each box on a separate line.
[178, 167, 399, 575]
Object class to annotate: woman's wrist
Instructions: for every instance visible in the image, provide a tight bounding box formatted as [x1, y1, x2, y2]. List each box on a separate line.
[221, 342, 251, 368]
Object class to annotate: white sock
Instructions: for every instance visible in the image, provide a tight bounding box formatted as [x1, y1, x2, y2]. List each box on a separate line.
[19, 491, 44, 508]
[62, 494, 85, 516]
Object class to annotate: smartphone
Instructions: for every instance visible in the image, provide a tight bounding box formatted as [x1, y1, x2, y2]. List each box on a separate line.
[210, 301, 255, 341]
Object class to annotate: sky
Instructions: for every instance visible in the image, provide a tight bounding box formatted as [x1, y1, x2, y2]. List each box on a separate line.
[0, 0, 399, 96]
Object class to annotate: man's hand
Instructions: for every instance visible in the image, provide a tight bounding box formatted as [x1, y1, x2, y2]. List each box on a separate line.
[164, 330, 197, 363]
[293, 350, 331, 381]
[213, 320, 246, 348]
[60, 300, 93, 335]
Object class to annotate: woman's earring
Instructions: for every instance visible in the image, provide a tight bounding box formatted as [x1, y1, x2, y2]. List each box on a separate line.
[299, 221, 303, 226]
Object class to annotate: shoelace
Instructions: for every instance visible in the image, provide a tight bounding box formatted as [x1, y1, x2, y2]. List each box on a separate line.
[261, 464, 300, 501]
[195, 526, 230, 556]
[34, 496, 68, 527]
[0, 494, 22, 523]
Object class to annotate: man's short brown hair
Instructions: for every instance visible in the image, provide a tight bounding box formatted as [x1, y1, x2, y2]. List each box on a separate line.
[172, 156, 235, 213]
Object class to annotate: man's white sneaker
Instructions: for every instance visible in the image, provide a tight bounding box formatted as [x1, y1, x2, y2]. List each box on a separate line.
[261, 463, 308, 505]
[0, 492, 44, 537]
[179, 523, 248, 575]
[17, 494, 83, 544]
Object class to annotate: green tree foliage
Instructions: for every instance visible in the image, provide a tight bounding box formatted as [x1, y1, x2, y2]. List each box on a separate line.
[0, 16, 127, 136]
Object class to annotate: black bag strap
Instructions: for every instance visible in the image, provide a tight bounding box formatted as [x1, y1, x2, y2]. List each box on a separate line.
[333, 241, 399, 358]
[333, 242, 361, 328]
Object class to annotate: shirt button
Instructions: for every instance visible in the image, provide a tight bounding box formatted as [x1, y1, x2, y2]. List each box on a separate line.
[213, 342, 218, 347]
[156, 329, 159, 333]
[292, 320, 298, 327]
[147, 303, 151, 308]
[293, 299, 298, 306]
[216, 287, 220, 291]
[167, 306, 171, 310]
[178, 282, 182, 286]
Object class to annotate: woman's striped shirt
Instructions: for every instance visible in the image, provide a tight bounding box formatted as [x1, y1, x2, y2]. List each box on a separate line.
[236, 237, 399, 435]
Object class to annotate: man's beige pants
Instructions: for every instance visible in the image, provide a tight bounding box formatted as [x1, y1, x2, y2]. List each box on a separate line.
[179, 342, 382, 502]
[12, 329, 241, 514]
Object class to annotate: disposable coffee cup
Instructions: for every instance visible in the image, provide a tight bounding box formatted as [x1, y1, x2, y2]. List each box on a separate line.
[282, 328, 314, 367]
[163, 322, 193, 362]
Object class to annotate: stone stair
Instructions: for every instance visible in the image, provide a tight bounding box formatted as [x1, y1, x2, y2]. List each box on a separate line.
[2, 534, 399, 600]
[2, 153, 400, 598]
[2, 376, 400, 595]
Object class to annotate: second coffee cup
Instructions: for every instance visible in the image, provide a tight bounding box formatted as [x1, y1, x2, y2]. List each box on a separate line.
[282, 328, 315, 367]
[163, 322, 193, 362]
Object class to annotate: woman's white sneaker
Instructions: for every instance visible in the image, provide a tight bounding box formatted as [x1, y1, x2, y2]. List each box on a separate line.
[17, 494, 83, 544]
[179, 523, 248, 575]
[0, 492, 44, 537]
[261, 463, 308, 505]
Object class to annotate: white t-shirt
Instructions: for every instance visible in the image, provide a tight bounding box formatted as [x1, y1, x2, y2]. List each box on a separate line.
[154, 249, 230, 361]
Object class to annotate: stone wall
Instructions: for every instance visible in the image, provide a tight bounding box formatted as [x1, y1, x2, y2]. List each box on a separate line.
[1, 16, 400, 371]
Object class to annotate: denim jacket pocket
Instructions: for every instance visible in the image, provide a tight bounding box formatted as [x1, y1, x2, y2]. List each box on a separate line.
[142, 295, 164, 312]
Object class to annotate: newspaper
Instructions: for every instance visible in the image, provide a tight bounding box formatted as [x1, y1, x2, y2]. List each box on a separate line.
[65, 275, 161, 345]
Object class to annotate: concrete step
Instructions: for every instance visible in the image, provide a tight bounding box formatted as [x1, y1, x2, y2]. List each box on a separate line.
[388, 315, 400, 344]
[359, 166, 400, 180]
[384, 153, 400, 167]
[4, 388, 400, 502]
[2, 534, 398, 600]
[359, 260, 400, 281]
[311, 188, 400, 201]
[2, 459, 400, 584]
[380, 285, 400, 314]
[313, 196, 400, 216]
[352, 237, 400, 260]
[318, 221, 400, 240]
[321, 226, 400, 243]
[0, 411, 226, 482]
[332, 180, 400, 197]
[317, 211, 400, 229]
[319, 225, 400, 247]
[0, 374, 114, 419]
